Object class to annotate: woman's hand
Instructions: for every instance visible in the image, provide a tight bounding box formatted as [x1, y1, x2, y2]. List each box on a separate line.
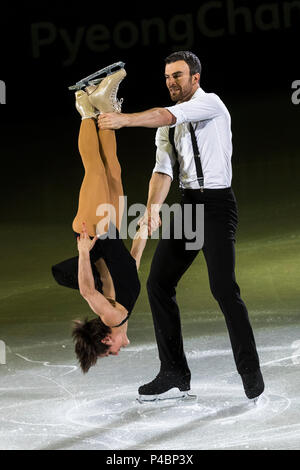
[138, 207, 161, 236]
[77, 223, 98, 253]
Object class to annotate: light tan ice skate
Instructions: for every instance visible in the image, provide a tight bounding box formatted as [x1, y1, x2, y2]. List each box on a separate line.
[87, 68, 126, 114]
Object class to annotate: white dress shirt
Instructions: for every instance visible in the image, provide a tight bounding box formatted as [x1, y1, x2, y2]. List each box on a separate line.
[153, 87, 233, 189]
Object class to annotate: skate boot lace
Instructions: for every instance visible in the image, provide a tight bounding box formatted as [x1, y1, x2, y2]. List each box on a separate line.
[110, 83, 124, 113]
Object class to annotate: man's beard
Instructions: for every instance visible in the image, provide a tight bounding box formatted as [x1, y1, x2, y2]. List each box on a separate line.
[169, 87, 182, 102]
[169, 79, 192, 102]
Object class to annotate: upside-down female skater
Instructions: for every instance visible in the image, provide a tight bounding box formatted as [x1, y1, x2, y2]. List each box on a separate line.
[52, 68, 148, 373]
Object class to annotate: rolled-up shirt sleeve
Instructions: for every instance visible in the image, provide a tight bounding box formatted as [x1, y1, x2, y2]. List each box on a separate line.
[152, 126, 176, 180]
[165, 92, 223, 127]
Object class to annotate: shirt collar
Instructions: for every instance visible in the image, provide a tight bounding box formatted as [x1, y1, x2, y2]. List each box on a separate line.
[176, 87, 205, 104]
[191, 87, 205, 100]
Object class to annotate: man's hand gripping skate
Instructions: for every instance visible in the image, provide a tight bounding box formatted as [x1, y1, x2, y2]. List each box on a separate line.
[97, 112, 129, 130]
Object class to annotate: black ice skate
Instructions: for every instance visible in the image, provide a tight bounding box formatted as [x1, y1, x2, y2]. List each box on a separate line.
[241, 369, 265, 402]
[68, 61, 126, 91]
[137, 371, 197, 404]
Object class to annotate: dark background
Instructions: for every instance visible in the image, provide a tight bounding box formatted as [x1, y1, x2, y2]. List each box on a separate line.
[0, 0, 300, 410]
[0, 0, 299, 230]
[0, 5, 299, 448]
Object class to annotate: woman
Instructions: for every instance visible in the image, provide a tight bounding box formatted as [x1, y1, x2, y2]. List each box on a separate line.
[52, 71, 148, 373]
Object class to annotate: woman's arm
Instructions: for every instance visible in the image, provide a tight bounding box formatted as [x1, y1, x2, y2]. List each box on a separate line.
[78, 251, 126, 327]
[84, 291, 126, 327]
[78, 249, 96, 298]
[130, 225, 148, 271]
[77, 225, 126, 327]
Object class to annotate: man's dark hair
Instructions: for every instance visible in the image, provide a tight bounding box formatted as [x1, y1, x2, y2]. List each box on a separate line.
[165, 51, 202, 77]
[72, 317, 111, 373]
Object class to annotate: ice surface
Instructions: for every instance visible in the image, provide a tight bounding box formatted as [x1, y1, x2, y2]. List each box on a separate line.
[0, 324, 300, 450]
[0, 340, 5, 364]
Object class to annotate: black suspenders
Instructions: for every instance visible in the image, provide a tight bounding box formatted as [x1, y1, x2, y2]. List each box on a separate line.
[168, 126, 180, 187]
[189, 123, 204, 192]
[169, 124, 204, 192]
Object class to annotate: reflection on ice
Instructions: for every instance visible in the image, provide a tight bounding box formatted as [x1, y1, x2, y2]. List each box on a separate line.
[0, 325, 299, 450]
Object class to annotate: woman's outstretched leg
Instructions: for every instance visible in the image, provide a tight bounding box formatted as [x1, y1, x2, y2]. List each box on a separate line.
[97, 129, 124, 231]
[72, 118, 111, 237]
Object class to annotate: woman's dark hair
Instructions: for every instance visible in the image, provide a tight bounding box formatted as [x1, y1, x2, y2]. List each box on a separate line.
[72, 316, 111, 373]
[165, 51, 202, 77]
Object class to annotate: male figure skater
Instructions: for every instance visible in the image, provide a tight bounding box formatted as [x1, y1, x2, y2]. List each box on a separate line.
[97, 51, 265, 402]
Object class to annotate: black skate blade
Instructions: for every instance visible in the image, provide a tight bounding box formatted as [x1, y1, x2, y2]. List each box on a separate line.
[137, 390, 197, 405]
[68, 61, 125, 90]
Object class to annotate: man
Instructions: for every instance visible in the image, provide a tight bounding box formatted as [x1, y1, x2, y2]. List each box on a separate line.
[97, 51, 264, 402]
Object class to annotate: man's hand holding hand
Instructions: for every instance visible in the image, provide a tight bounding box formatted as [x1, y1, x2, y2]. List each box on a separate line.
[138, 206, 161, 236]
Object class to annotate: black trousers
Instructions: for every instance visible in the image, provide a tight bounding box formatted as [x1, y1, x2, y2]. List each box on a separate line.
[147, 188, 260, 376]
